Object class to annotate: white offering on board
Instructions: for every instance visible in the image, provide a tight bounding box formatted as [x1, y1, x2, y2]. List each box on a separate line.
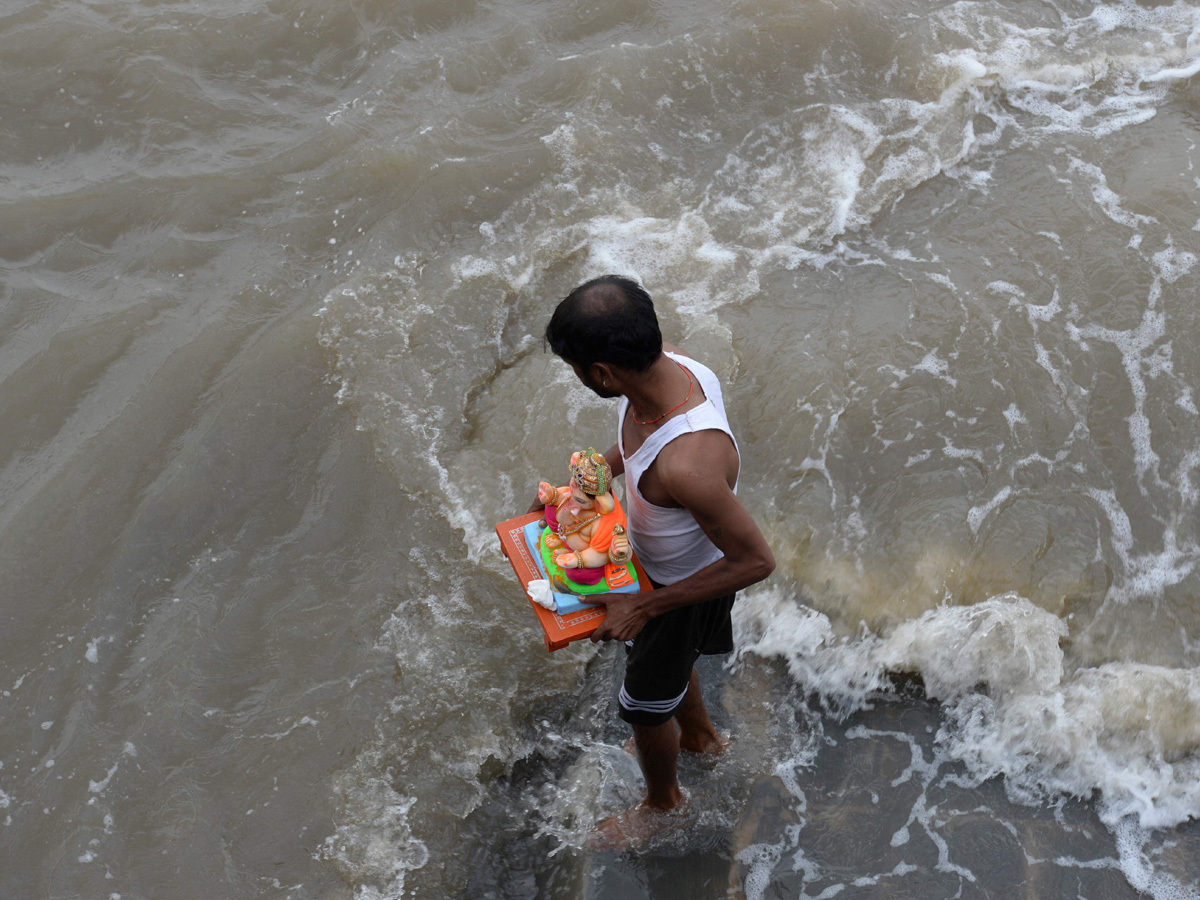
[526, 579, 557, 612]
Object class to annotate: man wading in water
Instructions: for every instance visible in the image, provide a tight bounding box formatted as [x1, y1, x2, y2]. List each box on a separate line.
[541, 275, 775, 849]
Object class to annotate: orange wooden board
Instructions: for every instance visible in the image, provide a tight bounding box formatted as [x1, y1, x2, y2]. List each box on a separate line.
[496, 511, 653, 651]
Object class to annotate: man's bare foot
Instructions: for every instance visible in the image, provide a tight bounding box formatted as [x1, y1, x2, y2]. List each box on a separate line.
[680, 729, 731, 768]
[586, 794, 692, 852]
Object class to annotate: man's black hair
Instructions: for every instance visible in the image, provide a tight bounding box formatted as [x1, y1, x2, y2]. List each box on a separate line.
[545, 275, 662, 372]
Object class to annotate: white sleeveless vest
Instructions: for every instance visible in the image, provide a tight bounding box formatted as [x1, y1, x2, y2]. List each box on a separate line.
[617, 352, 740, 585]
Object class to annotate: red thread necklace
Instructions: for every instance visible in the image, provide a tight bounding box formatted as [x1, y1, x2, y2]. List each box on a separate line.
[632, 359, 694, 425]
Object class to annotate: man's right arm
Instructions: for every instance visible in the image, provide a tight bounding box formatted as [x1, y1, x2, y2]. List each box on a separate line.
[588, 430, 774, 642]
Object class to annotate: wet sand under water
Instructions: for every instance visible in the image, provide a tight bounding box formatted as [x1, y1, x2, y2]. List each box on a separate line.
[497, 654, 1200, 900]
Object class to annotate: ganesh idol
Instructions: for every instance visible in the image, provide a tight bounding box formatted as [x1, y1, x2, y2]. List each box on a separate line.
[535, 448, 634, 592]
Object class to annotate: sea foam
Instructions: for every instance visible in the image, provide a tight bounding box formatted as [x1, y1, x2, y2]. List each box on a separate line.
[736, 589, 1200, 833]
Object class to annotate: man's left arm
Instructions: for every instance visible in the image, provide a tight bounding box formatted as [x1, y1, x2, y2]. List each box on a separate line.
[589, 433, 775, 642]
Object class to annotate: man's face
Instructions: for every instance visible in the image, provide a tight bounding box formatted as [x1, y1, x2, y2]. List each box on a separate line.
[568, 360, 619, 399]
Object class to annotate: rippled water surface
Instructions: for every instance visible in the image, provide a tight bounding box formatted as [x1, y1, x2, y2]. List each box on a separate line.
[3, 0, 1200, 897]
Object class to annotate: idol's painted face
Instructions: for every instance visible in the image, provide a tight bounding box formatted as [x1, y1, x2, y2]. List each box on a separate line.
[569, 477, 595, 508]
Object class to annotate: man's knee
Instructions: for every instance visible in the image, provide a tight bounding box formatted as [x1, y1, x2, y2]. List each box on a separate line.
[632, 720, 680, 765]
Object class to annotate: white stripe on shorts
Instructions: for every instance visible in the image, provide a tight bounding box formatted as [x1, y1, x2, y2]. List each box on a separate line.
[619, 683, 689, 716]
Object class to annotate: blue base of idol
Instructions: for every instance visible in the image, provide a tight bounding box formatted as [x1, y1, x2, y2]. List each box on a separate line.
[522, 521, 640, 615]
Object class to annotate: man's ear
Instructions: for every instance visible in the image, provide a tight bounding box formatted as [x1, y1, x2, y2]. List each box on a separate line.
[590, 361, 615, 388]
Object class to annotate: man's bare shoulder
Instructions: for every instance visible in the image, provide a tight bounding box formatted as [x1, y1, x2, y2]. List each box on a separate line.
[662, 341, 691, 359]
[655, 429, 739, 491]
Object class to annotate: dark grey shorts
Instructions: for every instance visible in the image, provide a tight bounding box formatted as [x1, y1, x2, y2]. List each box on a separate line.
[618, 590, 736, 727]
